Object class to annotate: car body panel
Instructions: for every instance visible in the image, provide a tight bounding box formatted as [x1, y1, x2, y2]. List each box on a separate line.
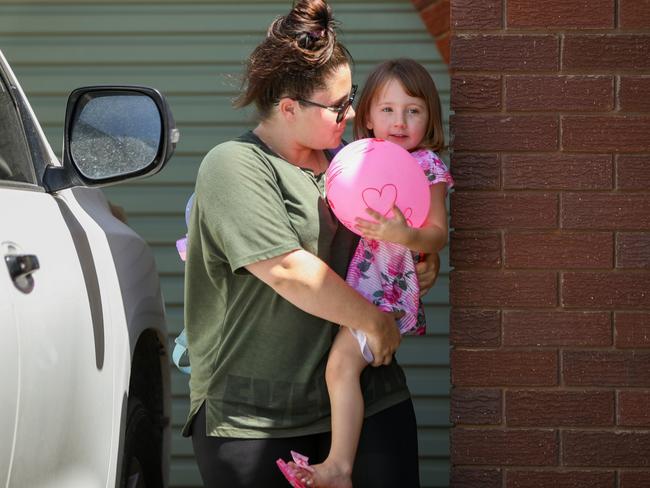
[1, 187, 114, 488]
[0, 48, 171, 488]
[0, 268, 19, 487]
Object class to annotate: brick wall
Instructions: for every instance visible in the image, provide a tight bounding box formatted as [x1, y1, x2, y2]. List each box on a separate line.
[412, 0, 451, 64]
[448, 0, 650, 486]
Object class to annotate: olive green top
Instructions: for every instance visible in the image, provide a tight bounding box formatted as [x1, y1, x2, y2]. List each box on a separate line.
[182, 131, 410, 438]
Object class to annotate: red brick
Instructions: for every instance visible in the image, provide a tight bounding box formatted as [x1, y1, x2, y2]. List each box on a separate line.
[563, 351, 650, 387]
[617, 233, 650, 269]
[421, 0, 450, 37]
[562, 193, 650, 230]
[506, 76, 613, 112]
[617, 155, 650, 190]
[503, 310, 612, 347]
[563, 431, 650, 467]
[619, 391, 650, 427]
[451, 75, 502, 111]
[450, 153, 500, 190]
[506, 390, 614, 427]
[503, 154, 612, 190]
[506, 470, 615, 488]
[452, 350, 558, 386]
[505, 231, 613, 269]
[436, 32, 451, 65]
[620, 0, 650, 29]
[452, 192, 558, 229]
[452, 428, 558, 465]
[451, 0, 502, 29]
[507, 0, 614, 28]
[451, 468, 502, 488]
[451, 231, 501, 269]
[563, 116, 650, 152]
[450, 309, 501, 347]
[563, 272, 650, 309]
[620, 471, 650, 488]
[451, 388, 502, 424]
[453, 115, 558, 151]
[451, 270, 557, 308]
[563, 35, 650, 71]
[451, 35, 559, 71]
[616, 312, 650, 348]
[620, 77, 650, 112]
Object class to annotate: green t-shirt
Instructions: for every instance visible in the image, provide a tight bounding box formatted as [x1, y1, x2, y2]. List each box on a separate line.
[182, 131, 410, 438]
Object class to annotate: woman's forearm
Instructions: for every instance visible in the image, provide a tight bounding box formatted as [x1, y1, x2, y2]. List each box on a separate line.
[245, 249, 384, 334]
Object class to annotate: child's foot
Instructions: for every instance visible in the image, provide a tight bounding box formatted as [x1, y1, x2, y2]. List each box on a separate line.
[277, 451, 314, 488]
[293, 459, 353, 488]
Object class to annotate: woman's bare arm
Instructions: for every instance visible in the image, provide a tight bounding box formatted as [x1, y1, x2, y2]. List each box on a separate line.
[245, 249, 402, 366]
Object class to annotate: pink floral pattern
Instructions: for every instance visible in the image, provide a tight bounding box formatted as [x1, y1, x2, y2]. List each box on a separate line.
[345, 150, 453, 362]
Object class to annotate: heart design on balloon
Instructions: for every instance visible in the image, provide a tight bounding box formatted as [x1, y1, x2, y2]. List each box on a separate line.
[402, 207, 413, 227]
[362, 184, 398, 217]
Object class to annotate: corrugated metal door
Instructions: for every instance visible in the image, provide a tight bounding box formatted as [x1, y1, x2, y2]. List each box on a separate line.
[0, 1, 450, 486]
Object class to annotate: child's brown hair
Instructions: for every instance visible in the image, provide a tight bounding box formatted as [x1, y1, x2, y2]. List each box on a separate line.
[353, 58, 444, 152]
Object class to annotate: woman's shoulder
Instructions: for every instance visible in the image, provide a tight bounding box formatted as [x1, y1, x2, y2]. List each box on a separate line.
[199, 132, 268, 177]
[204, 132, 260, 160]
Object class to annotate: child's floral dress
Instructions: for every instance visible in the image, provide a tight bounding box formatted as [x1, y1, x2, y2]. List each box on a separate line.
[345, 149, 454, 362]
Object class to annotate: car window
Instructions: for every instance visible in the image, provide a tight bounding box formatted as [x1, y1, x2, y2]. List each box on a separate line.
[0, 76, 36, 184]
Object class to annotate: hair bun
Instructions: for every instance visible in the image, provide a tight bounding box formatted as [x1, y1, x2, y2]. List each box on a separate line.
[297, 29, 326, 49]
[234, 0, 352, 116]
[267, 0, 335, 66]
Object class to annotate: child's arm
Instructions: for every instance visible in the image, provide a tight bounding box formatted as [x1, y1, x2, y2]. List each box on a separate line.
[355, 182, 449, 254]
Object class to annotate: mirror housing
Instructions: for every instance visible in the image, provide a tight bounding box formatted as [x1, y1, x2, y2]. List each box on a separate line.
[44, 86, 178, 192]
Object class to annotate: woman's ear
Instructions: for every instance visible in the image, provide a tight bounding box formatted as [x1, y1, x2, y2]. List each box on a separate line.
[277, 97, 297, 121]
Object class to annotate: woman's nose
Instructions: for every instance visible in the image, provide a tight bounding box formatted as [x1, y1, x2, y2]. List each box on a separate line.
[344, 105, 355, 121]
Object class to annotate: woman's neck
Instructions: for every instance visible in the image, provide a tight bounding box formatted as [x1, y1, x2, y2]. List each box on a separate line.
[253, 123, 326, 174]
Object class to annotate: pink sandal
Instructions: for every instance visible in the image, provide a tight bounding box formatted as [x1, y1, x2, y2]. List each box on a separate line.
[276, 451, 314, 488]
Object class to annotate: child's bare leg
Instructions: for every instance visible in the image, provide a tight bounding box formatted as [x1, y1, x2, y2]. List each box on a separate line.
[326, 328, 368, 474]
[296, 328, 367, 487]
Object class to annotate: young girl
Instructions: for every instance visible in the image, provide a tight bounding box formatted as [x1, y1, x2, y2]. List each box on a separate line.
[281, 58, 453, 487]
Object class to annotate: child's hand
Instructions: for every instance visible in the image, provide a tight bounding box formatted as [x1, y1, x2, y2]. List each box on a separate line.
[355, 205, 412, 245]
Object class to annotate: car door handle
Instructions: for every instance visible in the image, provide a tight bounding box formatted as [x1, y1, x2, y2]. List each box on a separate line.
[5, 254, 40, 282]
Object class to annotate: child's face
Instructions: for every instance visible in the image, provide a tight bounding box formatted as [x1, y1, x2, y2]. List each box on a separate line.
[365, 77, 428, 152]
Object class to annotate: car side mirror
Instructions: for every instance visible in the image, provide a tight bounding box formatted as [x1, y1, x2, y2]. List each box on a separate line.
[44, 86, 179, 192]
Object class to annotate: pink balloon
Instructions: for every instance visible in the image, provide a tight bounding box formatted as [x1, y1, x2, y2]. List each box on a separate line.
[326, 138, 430, 235]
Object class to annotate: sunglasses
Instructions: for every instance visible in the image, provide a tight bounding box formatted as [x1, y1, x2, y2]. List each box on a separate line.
[296, 84, 357, 124]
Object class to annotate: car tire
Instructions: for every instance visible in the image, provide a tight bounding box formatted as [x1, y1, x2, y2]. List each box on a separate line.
[120, 397, 163, 488]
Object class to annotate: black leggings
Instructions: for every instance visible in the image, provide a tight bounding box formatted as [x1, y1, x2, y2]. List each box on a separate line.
[190, 399, 420, 488]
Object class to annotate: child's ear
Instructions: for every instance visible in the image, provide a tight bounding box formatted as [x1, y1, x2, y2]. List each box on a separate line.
[366, 119, 374, 131]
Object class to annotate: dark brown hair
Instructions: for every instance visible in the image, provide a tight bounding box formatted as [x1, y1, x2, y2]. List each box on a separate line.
[234, 0, 353, 119]
[353, 58, 445, 152]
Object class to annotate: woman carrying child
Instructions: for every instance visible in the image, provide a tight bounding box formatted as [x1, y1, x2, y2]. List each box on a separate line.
[182, 1, 438, 486]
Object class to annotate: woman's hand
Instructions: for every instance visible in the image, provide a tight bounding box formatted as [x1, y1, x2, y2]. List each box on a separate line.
[365, 310, 403, 367]
[416, 252, 440, 297]
[354, 206, 412, 245]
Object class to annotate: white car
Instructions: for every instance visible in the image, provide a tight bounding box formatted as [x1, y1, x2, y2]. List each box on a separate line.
[0, 49, 177, 488]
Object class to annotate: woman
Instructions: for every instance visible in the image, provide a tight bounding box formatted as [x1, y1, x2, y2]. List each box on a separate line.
[182, 1, 436, 486]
